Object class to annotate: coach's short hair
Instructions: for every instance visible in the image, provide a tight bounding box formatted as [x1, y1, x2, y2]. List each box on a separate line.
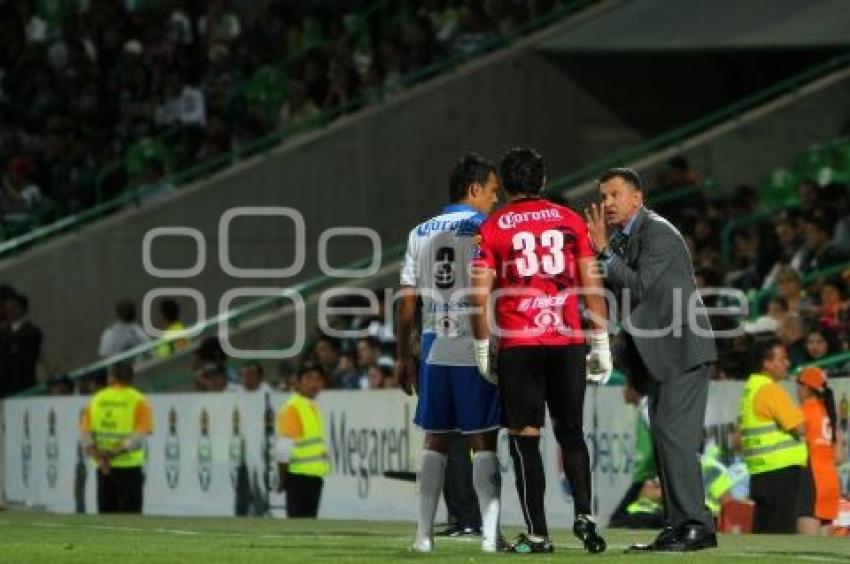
[500, 147, 545, 196]
[598, 168, 643, 191]
[449, 153, 496, 203]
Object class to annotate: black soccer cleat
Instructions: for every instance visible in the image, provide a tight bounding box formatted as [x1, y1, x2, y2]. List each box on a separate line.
[506, 533, 554, 554]
[574, 514, 607, 554]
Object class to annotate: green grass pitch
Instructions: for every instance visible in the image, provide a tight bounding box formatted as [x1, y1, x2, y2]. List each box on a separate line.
[0, 510, 848, 563]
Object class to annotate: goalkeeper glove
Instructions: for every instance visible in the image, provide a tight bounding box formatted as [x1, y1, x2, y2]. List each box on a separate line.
[586, 332, 612, 385]
[474, 339, 497, 385]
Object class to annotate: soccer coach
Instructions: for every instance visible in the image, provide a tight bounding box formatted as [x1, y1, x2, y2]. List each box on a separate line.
[585, 168, 718, 552]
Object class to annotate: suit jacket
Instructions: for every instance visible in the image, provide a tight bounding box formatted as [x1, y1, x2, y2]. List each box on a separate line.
[605, 208, 717, 383]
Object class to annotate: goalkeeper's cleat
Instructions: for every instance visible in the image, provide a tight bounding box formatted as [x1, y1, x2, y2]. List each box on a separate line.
[574, 514, 607, 554]
[506, 533, 554, 554]
[410, 537, 434, 553]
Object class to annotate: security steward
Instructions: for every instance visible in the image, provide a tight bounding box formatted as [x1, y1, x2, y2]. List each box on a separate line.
[738, 338, 807, 533]
[79, 362, 153, 513]
[276, 363, 329, 517]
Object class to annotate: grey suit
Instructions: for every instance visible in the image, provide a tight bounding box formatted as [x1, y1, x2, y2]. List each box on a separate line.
[605, 207, 717, 532]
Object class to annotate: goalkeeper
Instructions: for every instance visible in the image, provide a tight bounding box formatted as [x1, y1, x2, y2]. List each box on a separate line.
[470, 147, 611, 554]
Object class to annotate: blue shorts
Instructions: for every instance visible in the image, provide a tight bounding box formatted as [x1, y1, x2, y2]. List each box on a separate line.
[414, 336, 500, 434]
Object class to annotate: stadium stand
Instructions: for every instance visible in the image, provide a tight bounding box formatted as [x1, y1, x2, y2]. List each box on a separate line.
[0, 0, 587, 243]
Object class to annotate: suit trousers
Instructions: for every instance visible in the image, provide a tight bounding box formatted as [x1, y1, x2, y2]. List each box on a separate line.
[647, 363, 714, 531]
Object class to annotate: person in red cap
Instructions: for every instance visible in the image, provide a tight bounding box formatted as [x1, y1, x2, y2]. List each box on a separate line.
[796, 366, 845, 535]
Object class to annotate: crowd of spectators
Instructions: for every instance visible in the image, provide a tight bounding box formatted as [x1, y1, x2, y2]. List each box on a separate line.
[0, 0, 565, 241]
[647, 152, 850, 379]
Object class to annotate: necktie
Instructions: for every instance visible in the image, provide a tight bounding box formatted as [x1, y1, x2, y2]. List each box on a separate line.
[610, 230, 629, 257]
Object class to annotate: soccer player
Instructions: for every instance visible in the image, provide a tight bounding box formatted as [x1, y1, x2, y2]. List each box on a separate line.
[470, 147, 610, 553]
[396, 153, 502, 553]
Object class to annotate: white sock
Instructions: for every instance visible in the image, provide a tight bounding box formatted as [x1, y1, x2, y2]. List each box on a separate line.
[472, 450, 501, 548]
[416, 450, 447, 545]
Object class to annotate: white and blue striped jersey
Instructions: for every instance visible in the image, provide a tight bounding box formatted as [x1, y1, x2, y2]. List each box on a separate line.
[400, 204, 484, 366]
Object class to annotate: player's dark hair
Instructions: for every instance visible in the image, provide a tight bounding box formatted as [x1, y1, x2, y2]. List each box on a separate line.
[448, 153, 496, 203]
[598, 168, 643, 191]
[115, 299, 136, 323]
[160, 298, 180, 322]
[750, 336, 784, 373]
[500, 147, 546, 196]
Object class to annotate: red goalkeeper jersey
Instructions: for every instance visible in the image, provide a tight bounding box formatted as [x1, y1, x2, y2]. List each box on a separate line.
[472, 197, 594, 348]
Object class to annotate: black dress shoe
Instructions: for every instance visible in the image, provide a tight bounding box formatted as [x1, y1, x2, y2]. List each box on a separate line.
[626, 526, 679, 552]
[627, 525, 717, 553]
[677, 525, 717, 551]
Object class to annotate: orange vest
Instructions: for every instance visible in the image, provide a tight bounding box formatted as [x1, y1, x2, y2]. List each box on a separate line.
[801, 397, 841, 520]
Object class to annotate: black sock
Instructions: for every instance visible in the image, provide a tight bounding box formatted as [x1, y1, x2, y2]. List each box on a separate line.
[555, 424, 592, 516]
[509, 435, 548, 537]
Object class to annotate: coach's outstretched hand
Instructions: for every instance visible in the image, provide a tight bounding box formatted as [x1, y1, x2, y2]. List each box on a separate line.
[474, 339, 498, 385]
[586, 333, 613, 385]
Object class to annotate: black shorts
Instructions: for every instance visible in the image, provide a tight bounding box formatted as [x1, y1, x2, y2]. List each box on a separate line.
[497, 344, 586, 430]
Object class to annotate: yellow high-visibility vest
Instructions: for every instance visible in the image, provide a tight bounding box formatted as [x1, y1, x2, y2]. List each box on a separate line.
[701, 445, 733, 516]
[739, 373, 807, 475]
[285, 394, 329, 478]
[90, 386, 146, 468]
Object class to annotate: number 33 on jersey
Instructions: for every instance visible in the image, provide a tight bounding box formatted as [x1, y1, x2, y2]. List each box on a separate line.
[471, 197, 596, 348]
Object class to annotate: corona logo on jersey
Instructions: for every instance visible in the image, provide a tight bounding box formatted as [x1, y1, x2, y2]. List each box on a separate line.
[22, 409, 31, 488]
[497, 208, 562, 229]
[198, 408, 213, 492]
[229, 407, 246, 488]
[416, 218, 479, 237]
[46, 409, 59, 488]
[165, 407, 180, 489]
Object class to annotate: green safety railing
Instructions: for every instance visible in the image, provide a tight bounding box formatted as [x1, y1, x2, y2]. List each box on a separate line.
[0, 0, 593, 259]
[545, 51, 850, 195]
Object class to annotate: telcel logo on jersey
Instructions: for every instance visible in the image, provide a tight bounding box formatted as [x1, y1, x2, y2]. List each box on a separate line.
[518, 295, 569, 311]
[497, 208, 562, 229]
